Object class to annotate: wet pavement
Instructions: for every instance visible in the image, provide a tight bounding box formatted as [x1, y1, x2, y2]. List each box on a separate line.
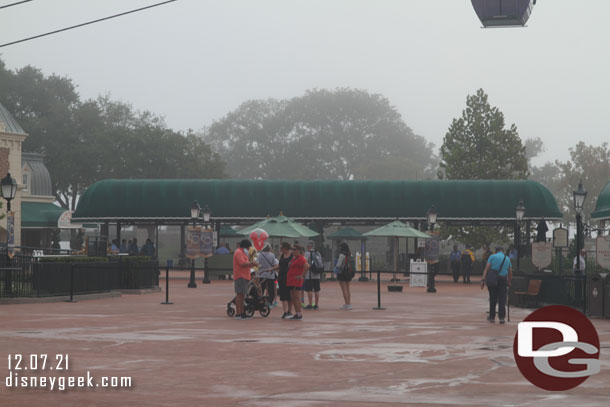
[0, 277, 609, 406]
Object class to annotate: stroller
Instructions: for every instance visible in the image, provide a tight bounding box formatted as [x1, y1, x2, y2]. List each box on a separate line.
[227, 273, 271, 318]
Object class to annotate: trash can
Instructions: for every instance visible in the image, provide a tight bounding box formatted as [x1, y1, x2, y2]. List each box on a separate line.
[586, 273, 605, 318]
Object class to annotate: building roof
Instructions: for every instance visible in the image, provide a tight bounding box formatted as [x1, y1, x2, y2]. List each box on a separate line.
[0, 102, 27, 135]
[592, 181, 610, 220]
[72, 179, 563, 223]
[22, 153, 53, 196]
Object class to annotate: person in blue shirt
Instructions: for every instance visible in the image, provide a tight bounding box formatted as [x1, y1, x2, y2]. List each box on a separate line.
[481, 246, 512, 324]
[449, 245, 462, 283]
[215, 243, 231, 255]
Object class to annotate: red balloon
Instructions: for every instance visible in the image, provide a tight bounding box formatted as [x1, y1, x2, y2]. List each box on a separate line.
[249, 228, 269, 251]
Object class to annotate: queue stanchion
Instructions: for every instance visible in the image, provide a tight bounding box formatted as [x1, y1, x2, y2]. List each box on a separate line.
[161, 260, 173, 305]
[66, 264, 77, 302]
[372, 269, 385, 310]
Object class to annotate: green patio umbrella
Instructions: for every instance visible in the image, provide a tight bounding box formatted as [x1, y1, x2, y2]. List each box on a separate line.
[237, 215, 319, 238]
[364, 220, 431, 282]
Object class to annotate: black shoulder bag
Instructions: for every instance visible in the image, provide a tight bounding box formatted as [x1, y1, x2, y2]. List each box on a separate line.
[485, 255, 507, 288]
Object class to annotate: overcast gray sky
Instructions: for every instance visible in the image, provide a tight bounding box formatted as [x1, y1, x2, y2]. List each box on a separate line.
[1, 0, 609, 166]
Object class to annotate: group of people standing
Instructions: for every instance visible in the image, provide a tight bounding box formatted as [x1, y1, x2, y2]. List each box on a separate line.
[109, 237, 155, 256]
[449, 245, 475, 284]
[232, 239, 354, 321]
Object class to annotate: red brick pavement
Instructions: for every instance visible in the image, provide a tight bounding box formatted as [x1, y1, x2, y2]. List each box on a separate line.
[0, 277, 608, 406]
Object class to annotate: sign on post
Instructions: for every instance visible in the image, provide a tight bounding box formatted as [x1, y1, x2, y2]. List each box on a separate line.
[186, 226, 215, 259]
[553, 227, 568, 248]
[596, 236, 610, 271]
[531, 241, 552, 270]
[7, 211, 16, 258]
[410, 260, 428, 287]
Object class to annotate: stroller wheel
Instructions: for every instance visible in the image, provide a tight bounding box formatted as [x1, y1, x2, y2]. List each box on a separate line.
[227, 305, 235, 317]
[259, 305, 270, 318]
[245, 305, 255, 318]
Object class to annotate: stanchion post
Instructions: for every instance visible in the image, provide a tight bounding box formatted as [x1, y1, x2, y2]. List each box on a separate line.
[202, 256, 211, 284]
[66, 264, 77, 302]
[161, 264, 173, 305]
[372, 269, 385, 310]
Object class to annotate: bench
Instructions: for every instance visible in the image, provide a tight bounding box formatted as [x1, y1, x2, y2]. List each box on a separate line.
[514, 279, 542, 308]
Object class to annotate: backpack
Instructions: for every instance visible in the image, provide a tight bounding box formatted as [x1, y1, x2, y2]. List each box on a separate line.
[309, 251, 324, 275]
[341, 253, 355, 279]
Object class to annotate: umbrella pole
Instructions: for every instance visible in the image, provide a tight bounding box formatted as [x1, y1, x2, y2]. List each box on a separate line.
[393, 237, 398, 282]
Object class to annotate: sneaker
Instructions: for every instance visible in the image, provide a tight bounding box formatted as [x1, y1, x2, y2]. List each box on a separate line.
[241, 314, 252, 320]
[339, 305, 347, 310]
[301, 302, 306, 307]
[234, 315, 243, 320]
[487, 317, 495, 323]
[345, 304, 352, 310]
[272, 302, 278, 307]
[499, 319, 505, 324]
[282, 312, 292, 319]
[304, 304, 313, 310]
[289, 314, 303, 320]
[313, 305, 319, 310]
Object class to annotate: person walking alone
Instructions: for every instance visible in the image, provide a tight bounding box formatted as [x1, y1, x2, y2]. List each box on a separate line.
[481, 246, 512, 324]
[336, 243, 353, 310]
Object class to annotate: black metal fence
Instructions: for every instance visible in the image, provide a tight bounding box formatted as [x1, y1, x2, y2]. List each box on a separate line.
[0, 255, 159, 298]
[510, 273, 585, 310]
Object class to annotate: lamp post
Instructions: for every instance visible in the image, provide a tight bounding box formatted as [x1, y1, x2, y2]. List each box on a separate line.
[426, 205, 437, 294]
[1, 173, 18, 265]
[573, 180, 587, 273]
[515, 200, 525, 270]
[188, 200, 200, 288]
[201, 204, 212, 284]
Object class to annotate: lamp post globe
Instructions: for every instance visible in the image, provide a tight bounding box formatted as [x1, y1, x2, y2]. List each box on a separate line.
[1, 173, 18, 212]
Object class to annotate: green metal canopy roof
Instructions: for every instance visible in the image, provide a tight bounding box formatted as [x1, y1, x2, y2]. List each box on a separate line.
[72, 179, 562, 223]
[21, 202, 65, 228]
[237, 215, 318, 238]
[592, 181, 610, 220]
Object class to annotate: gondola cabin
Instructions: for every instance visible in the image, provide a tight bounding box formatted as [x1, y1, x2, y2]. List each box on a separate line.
[471, 0, 536, 27]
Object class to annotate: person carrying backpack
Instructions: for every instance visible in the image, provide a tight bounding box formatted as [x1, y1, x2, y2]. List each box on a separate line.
[304, 241, 324, 310]
[461, 246, 475, 284]
[335, 242, 354, 310]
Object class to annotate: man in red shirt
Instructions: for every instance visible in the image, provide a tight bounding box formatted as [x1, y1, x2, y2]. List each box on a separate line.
[233, 239, 255, 320]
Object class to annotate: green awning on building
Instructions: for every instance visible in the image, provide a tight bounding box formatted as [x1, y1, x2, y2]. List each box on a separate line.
[72, 179, 563, 223]
[592, 181, 610, 220]
[21, 202, 65, 228]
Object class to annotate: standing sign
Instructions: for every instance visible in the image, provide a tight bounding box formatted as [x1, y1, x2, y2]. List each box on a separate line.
[531, 241, 552, 269]
[424, 233, 440, 264]
[409, 260, 428, 287]
[553, 227, 568, 248]
[596, 236, 610, 270]
[7, 211, 16, 258]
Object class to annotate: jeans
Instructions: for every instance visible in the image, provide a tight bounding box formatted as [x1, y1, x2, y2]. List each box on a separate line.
[487, 276, 508, 320]
[451, 262, 460, 282]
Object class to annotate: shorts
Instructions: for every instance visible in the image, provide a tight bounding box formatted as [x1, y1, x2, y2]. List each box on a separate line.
[303, 279, 320, 292]
[288, 286, 301, 291]
[234, 278, 248, 295]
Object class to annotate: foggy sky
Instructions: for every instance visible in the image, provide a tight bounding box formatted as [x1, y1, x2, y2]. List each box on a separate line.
[1, 0, 609, 167]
